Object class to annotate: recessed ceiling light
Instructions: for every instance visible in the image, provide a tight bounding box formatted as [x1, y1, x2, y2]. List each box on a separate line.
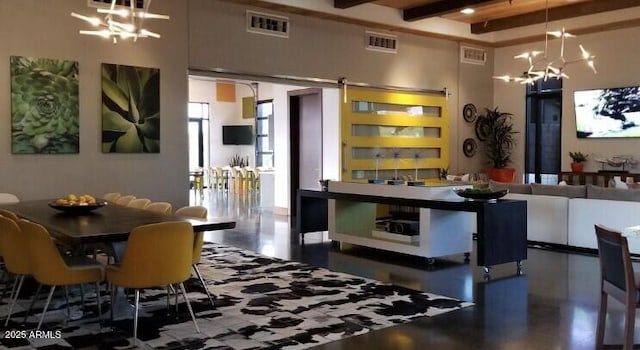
[460, 8, 475, 15]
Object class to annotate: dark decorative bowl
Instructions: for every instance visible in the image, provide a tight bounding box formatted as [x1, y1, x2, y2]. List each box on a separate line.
[453, 188, 509, 201]
[48, 202, 107, 214]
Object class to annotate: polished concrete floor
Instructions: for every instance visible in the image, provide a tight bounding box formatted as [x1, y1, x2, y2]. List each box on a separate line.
[191, 189, 635, 349]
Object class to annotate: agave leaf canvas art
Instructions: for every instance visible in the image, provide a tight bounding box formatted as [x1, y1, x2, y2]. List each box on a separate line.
[11, 56, 79, 154]
[102, 63, 160, 153]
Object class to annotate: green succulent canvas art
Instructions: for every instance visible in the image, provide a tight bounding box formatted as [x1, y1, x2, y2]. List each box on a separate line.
[11, 56, 79, 154]
[101, 63, 160, 153]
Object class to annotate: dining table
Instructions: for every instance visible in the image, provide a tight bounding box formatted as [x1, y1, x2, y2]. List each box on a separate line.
[0, 198, 237, 320]
[0, 199, 236, 245]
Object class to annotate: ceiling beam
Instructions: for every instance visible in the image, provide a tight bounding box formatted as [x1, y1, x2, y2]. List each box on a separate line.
[334, 0, 376, 9]
[403, 0, 503, 22]
[472, 0, 640, 34]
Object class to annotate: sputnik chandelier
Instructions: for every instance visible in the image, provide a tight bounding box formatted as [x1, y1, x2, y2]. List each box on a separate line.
[493, 0, 596, 84]
[71, 0, 169, 43]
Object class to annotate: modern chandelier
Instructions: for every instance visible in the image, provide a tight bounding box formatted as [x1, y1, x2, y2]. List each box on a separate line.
[492, 0, 596, 84]
[71, 0, 169, 43]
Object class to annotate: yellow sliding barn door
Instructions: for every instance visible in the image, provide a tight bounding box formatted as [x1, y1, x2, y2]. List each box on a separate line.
[341, 88, 449, 181]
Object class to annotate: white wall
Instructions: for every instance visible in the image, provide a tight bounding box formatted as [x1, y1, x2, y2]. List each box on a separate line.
[0, 0, 190, 206]
[188, 78, 255, 168]
[188, 0, 496, 209]
[494, 26, 640, 177]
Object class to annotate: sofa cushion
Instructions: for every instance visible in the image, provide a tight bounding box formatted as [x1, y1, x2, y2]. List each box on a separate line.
[531, 183, 586, 198]
[489, 180, 532, 194]
[587, 184, 640, 202]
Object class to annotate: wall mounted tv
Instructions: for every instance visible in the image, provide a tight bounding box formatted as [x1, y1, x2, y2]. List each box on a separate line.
[574, 86, 640, 138]
[222, 125, 254, 145]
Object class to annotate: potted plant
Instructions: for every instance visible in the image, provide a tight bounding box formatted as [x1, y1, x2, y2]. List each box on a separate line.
[569, 151, 588, 172]
[477, 107, 518, 182]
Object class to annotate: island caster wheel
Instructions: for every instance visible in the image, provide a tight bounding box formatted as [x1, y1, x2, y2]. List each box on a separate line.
[464, 252, 470, 263]
[483, 266, 491, 274]
[427, 258, 436, 265]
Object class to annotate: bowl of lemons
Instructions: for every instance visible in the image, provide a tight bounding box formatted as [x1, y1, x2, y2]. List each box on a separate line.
[49, 194, 107, 214]
[453, 186, 508, 201]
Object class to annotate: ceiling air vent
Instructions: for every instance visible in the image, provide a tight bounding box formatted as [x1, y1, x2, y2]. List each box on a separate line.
[247, 10, 289, 38]
[365, 31, 398, 53]
[88, 0, 145, 10]
[460, 46, 487, 65]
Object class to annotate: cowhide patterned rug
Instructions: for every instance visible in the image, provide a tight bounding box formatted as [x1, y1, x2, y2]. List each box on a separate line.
[0, 242, 473, 349]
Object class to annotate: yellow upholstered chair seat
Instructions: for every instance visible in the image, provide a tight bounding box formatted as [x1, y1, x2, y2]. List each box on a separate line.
[0, 215, 31, 326]
[103, 192, 121, 202]
[146, 202, 173, 215]
[174, 206, 215, 307]
[0, 209, 19, 222]
[106, 221, 200, 344]
[115, 195, 136, 206]
[19, 220, 104, 330]
[127, 198, 151, 209]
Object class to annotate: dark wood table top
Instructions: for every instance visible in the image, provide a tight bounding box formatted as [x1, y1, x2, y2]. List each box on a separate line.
[0, 199, 236, 244]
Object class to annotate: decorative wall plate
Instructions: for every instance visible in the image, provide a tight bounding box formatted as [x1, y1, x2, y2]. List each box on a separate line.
[463, 103, 477, 123]
[463, 138, 477, 157]
[475, 116, 488, 141]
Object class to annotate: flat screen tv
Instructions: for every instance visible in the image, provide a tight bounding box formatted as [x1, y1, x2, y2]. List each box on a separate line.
[222, 125, 254, 145]
[574, 86, 640, 138]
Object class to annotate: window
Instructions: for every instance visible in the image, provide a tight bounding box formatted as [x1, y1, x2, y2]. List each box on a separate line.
[188, 102, 210, 173]
[256, 100, 274, 167]
[525, 79, 562, 184]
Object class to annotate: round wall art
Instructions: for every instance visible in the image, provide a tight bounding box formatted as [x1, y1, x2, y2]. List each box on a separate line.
[463, 103, 477, 123]
[463, 138, 477, 157]
[475, 116, 489, 142]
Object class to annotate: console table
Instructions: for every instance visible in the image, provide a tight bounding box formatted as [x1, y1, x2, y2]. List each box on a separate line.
[324, 181, 527, 273]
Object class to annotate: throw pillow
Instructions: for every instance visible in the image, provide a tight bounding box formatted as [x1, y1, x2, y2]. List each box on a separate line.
[489, 180, 532, 194]
[587, 184, 640, 202]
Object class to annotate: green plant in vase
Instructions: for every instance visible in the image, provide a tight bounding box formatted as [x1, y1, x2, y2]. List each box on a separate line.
[569, 151, 588, 172]
[387, 149, 404, 185]
[368, 149, 385, 184]
[408, 151, 425, 186]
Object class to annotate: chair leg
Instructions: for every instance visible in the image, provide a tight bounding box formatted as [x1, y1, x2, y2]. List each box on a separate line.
[24, 284, 43, 323]
[133, 289, 140, 346]
[37, 285, 56, 332]
[178, 282, 200, 333]
[95, 282, 102, 320]
[595, 291, 607, 350]
[192, 264, 215, 308]
[5, 275, 25, 326]
[110, 284, 116, 323]
[624, 299, 635, 350]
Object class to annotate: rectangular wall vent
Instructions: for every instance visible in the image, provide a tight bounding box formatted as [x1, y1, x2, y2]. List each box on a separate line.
[247, 10, 289, 38]
[88, 0, 145, 9]
[365, 31, 398, 53]
[460, 46, 487, 65]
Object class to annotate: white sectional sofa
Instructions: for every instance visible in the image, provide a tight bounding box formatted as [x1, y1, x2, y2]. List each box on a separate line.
[491, 181, 640, 254]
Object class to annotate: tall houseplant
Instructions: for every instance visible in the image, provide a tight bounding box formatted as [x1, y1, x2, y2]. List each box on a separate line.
[477, 107, 518, 182]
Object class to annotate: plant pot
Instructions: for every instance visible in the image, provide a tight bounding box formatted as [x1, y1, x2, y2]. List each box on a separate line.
[487, 168, 516, 183]
[570, 162, 584, 172]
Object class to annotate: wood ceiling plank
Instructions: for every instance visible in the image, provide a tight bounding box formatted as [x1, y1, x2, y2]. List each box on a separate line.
[334, 0, 377, 9]
[471, 0, 640, 34]
[403, 0, 504, 21]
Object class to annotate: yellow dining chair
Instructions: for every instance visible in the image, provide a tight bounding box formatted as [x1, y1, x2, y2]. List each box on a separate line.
[0, 216, 31, 326]
[115, 195, 136, 206]
[19, 220, 104, 331]
[106, 221, 199, 345]
[146, 202, 173, 215]
[103, 193, 121, 202]
[0, 209, 19, 222]
[127, 198, 151, 209]
[174, 206, 215, 308]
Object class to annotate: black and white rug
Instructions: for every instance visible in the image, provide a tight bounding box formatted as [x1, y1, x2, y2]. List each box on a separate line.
[0, 243, 473, 349]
